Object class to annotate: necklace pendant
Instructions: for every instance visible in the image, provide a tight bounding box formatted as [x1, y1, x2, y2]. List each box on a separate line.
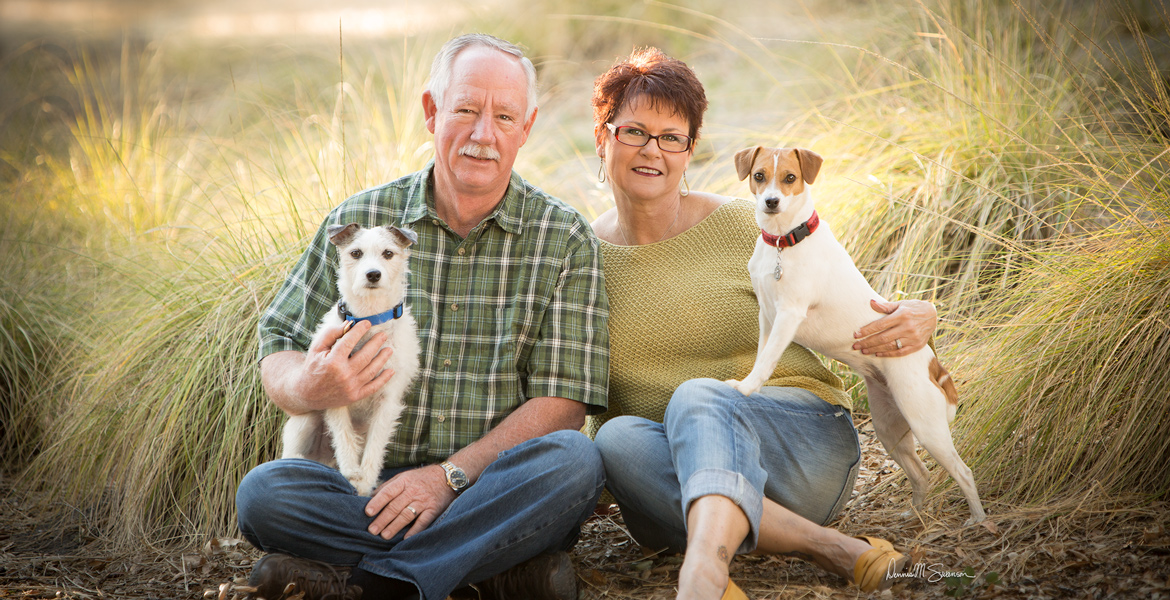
[774, 261, 783, 280]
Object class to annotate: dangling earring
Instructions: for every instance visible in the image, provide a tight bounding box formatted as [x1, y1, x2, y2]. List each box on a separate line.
[598, 160, 607, 183]
[680, 171, 690, 197]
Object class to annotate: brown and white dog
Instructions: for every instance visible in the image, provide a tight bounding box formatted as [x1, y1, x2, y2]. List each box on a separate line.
[725, 146, 986, 524]
[281, 223, 422, 496]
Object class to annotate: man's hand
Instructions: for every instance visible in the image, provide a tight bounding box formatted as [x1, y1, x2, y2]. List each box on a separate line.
[852, 299, 937, 357]
[261, 320, 397, 415]
[364, 465, 456, 540]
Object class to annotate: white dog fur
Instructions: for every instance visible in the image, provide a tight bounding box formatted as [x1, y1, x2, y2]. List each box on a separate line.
[281, 223, 421, 496]
[725, 146, 986, 524]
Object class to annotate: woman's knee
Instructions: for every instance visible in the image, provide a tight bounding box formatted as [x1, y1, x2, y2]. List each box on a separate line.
[530, 429, 605, 491]
[664, 378, 732, 424]
[594, 416, 645, 460]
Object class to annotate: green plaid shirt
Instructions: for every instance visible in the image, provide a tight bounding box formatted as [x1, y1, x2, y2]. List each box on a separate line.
[259, 163, 610, 467]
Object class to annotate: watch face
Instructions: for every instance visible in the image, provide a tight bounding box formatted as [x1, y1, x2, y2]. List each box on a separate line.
[444, 462, 469, 491]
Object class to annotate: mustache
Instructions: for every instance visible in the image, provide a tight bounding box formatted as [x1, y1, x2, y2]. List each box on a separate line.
[459, 143, 500, 160]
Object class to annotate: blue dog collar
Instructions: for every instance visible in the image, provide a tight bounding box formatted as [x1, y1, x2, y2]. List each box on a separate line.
[338, 301, 404, 326]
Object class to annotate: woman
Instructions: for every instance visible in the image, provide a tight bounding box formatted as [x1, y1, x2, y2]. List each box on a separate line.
[588, 48, 938, 599]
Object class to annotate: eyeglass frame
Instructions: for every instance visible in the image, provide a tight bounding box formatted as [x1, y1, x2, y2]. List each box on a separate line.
[605, 123, 694, 153]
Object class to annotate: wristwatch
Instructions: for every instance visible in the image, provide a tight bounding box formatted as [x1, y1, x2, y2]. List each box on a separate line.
[440, 461, 470, 494]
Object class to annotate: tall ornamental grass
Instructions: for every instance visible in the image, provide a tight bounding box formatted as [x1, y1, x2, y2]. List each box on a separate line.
[782, 0, 1170, 503]
[19, 38, 443, 545]
[754, 1, 1144, 315]
[953, 223, 1170, 504]
[7, 0, 1168, 548]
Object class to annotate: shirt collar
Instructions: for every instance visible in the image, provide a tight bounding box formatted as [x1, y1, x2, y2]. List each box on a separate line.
[400, 161, 528, 235]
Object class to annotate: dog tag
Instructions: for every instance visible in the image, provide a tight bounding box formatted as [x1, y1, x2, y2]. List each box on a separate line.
[774, 262, 783, 280]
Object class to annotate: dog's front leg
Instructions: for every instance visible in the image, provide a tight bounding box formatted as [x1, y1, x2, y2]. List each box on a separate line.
[325, 407, 366, 492]
[727, 305, 805, 397]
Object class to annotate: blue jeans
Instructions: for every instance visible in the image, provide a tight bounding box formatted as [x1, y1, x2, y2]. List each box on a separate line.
[236, 430, 604, 600]
[595, 379, 860, 555]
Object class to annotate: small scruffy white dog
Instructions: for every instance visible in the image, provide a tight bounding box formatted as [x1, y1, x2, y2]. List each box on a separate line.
[725, 146, 986, 524]
[281, 223, 421, 496]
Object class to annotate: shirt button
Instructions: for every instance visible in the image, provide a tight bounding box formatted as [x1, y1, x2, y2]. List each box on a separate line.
[444, 359, 451, 367]
[437, 414, 446, 423]
[451, 303, 459, 311]
[432, 219, 440, 226]
[458, 248, 466, 256]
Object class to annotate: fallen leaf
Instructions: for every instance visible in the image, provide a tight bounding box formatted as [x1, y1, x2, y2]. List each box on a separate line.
[581, 568, 608, 587]
[910, 544, 926, 566]
[182, 554, 206, 569]
[981, 520, 1001, 536]
[631, 559, 653, 572]
[204, 537, 246, 556]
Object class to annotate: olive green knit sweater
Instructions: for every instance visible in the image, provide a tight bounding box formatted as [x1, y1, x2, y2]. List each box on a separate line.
[585, 199, 850, 439]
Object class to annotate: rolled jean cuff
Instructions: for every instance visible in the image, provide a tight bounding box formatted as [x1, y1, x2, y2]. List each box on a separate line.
[681, 468, 763, 554]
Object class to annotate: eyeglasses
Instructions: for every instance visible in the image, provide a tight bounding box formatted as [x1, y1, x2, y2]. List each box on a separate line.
[606, 123, 693, 153]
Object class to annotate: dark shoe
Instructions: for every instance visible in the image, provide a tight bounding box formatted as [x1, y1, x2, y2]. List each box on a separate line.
[245, 553, 363, 600]
[477, 551, 577, 600]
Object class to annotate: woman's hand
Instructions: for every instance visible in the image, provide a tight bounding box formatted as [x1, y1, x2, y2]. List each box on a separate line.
[852, 299, 937, 357]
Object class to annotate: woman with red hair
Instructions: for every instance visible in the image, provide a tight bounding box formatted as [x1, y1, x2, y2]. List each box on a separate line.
[588, 47, 936, 599]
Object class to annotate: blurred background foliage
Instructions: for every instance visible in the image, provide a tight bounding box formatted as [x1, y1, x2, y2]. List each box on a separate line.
[0, 0, 1167, 547]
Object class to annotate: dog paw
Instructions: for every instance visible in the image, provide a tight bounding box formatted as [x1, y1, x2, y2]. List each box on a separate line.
[964, 514, 987, 527]
[348, 477, 377, 496]
[724, 379, 760, 397]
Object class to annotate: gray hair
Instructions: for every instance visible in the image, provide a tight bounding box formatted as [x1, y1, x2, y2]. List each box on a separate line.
[427, 34, 538, 119]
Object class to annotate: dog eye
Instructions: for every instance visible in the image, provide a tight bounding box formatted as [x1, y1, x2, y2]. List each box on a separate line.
[753, 172, 765, 182]
[785, 173, 797, 184]
[350, 250, 362, 259]
[382, 250, 394, 259]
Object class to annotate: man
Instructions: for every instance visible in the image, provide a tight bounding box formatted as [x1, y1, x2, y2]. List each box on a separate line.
[236, 34, 610, 600]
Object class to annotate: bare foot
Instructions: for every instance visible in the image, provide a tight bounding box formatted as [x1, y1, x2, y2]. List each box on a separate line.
[677, 545, 731, 600]
[796, 530, 874, 583]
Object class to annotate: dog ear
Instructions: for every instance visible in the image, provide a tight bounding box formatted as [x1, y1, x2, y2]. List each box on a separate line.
[387, 225, 418, 248]
[795, 148, 823, 185]
[327, 223, 361, 247]
[733, 146, 763, 181]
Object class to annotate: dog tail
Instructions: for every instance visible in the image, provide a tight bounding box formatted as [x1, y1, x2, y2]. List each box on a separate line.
[929, 357, 959, 422]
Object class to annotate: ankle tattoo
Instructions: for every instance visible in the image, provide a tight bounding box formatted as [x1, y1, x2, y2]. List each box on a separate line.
[717, 545, 731, 565]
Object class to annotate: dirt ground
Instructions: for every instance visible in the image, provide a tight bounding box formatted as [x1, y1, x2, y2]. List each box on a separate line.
[3, 419, 1169, 599]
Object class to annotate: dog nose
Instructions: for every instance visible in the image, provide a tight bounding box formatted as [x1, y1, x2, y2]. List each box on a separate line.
[366, 270, 381, 283]
[765, 197, 779, 210]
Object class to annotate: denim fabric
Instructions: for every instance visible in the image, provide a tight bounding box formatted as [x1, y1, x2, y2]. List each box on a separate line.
[595, 378, 860, 555]
[236, 430, 604, 600]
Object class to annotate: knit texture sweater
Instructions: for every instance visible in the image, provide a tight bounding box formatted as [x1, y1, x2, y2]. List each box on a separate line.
[585, 199, 850, 439]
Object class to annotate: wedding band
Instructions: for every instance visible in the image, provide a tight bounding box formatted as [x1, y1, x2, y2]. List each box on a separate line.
[895, 339, 903, 350]
[405, 506, 417, 517]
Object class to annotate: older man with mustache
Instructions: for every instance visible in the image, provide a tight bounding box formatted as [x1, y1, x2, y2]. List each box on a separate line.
[235, 34, 610, 600]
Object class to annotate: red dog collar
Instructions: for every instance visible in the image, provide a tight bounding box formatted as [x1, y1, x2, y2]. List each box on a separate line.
[761, 211, 820, 248]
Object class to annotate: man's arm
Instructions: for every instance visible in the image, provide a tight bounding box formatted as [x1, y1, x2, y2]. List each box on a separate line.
[362, 395, 585, 540]
[260, 320, 397, 416]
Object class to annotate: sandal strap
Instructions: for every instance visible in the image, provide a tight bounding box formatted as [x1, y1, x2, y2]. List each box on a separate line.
[854, 535, 895, 552]
[853, 547, 908, 592]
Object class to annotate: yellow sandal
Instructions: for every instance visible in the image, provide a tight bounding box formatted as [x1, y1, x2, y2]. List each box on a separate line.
[852, 536, 908, 592]
[854, 535, 895, 552]
[721, 580, 749, 600]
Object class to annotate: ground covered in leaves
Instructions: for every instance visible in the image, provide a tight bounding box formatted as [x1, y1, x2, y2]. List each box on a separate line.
[3, 420, 1169, 599]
